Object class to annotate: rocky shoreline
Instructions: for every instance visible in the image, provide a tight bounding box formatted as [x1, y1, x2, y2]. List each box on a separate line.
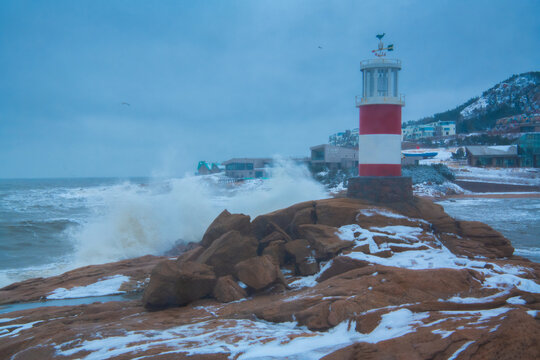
[1, 197, 539, 359]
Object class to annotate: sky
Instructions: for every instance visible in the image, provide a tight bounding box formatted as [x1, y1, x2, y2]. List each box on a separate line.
[0, 0, 539, 178]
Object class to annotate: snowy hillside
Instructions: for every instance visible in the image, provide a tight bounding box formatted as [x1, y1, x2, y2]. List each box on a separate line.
[460, 72, 539, 120]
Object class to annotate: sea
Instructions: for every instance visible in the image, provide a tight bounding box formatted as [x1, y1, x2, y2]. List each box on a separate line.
[0, 172, 539, 289]
[0, 162, 330, 288]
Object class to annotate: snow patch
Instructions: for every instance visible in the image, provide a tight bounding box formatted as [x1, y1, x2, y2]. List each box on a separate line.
[47, 275, 130, 299]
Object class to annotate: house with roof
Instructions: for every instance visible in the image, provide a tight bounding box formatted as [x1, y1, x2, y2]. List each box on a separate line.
[465, 145, 518, 167]
[197, 161, 223, 175]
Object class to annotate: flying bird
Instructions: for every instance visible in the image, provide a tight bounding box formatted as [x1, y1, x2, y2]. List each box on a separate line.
[121, 102, 130, 106]
[318, 45, 323, 49]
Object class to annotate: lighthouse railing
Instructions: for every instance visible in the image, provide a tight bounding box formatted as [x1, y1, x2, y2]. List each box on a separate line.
[355, 94, 405, 107]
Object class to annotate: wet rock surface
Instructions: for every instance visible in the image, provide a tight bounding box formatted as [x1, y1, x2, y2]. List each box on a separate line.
[1, 197, 539, 359]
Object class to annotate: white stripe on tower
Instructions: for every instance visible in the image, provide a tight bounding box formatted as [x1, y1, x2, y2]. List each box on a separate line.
[358, 134, 401, 164]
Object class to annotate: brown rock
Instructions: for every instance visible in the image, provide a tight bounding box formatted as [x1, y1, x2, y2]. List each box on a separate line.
[295, 302, 332, 330]
[297, 224, 353, 260]
[176, 245, 205, 264]
[355, 311, 382, 334]
[251, 201, 315, 239]
[457, 220, 514, 258]
[143, 260, 216, 309]
[317, 256, 370, 282]
[297, 260, 319, 276]
[197, 230, 258, 276]
[235, 255, 281, 291]
[313, 198, 364, 227]
[262, 240, 286, 266]
[284, 239, 319, 275]
[200, 210, 252, 248]
[212, 275, 247, 303]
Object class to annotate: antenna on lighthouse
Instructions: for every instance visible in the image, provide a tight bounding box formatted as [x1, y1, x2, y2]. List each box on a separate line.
[372, 33, 394, 57]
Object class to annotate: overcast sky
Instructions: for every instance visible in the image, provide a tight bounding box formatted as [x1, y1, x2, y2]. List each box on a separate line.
[1, 0, 538, 178]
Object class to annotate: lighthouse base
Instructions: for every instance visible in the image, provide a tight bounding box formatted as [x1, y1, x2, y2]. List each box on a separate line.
[347, 176, 413, 203]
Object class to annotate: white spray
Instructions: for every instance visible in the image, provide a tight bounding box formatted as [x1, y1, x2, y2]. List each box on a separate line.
[72, 159, 329, 267]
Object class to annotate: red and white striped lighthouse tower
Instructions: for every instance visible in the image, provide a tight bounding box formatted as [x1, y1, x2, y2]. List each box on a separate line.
[348, 34, 412, 202]
[357, 34, 404, 176]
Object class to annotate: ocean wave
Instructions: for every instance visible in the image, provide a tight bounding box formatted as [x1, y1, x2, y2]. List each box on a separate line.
[71, 159, 328, 267]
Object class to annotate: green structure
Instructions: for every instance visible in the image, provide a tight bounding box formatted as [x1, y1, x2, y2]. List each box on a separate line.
[518, 133, 540, 167]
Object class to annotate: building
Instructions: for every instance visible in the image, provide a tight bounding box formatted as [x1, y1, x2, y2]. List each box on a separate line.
[402, 121, 456, 140]
[435, 121, 456, 137]
[518, 133, 540, 167]
[222, 158, 273, 179]
[356, 57, 404, 175]
[348, 34, 412, 202]
[197, 161, 222, 175]
[465, 145, 518, 167]
[328, 128, 359, 148]
[310, 144, 358, 170]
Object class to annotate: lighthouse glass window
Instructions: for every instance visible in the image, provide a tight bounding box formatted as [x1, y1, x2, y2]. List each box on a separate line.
[377, 70, 388, 96]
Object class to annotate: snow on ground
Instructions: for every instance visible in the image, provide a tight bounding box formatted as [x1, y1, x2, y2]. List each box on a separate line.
[452, 166, 540, 186]
[413, 181, 468, 198]
[47, 275, 130, 300]
[333, 222, 540, 295]
[53, 309, 428, 360]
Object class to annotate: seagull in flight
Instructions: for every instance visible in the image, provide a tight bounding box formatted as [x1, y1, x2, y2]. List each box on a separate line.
[318, 45, 323, 49]
[121, 102, 130, 106]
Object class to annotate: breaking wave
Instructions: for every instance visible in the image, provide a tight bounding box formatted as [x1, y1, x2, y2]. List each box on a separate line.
[72, 159, 328, 266]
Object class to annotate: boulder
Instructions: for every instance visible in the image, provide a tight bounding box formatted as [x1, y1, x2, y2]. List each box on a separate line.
[316, 256, 370, 282]
[284, 239, 319, 276]
[313, 198, 365, 227]
[212, 275, 247, 303]
[197, 230, 258, 276]
[262, 240, 286, 266]
[235, 255, 282, 291]
[143, 260, 216, 309]
[297, 224, 354, 260]
[251, 201, 315, 239]
[176, 245, 205, 264]
[200, 210, 252, 248]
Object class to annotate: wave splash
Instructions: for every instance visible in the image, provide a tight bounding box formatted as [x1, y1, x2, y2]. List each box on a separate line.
[72, 159, 328, 267]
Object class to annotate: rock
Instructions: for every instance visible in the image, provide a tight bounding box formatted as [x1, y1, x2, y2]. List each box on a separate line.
[262, 240, 286, 266]
[260, 226, 293, 244]
[316, 256, 370, 282]
[143, 260, 216, 309]
[284, 239, 319, 276]
[0, 255, 164, 305]
[235, 255, 282, 291]
[313, 198, 365, 227]
[212, 275, 247, 303]
[457, 220, 514, 258]
[197, 230, 258, 276]
[251, 201, 315, 239]
[297, 224, 354, 260]
[176, 245, 205, 264]
[200, 210, 252, 248]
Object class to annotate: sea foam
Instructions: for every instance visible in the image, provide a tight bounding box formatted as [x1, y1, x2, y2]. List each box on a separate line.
[71, 158, 328, 267]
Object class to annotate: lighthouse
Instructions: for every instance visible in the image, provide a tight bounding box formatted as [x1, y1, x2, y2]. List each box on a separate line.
[347, 34, 412, 202]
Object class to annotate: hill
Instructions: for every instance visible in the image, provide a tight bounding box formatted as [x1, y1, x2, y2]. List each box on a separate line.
[409, 71, 539, 133]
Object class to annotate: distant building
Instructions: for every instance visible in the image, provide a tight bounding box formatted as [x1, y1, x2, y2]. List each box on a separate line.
[465, 145, 518, 167]
[197, 161, 222, 175]
[435, 121, 457, 137]
[518, 133, 540, 167]
[328, 128, 359, 148]
[310, 144, 358, 170]
[222, 158, 273, 179]
[402, 121, 456, 140]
